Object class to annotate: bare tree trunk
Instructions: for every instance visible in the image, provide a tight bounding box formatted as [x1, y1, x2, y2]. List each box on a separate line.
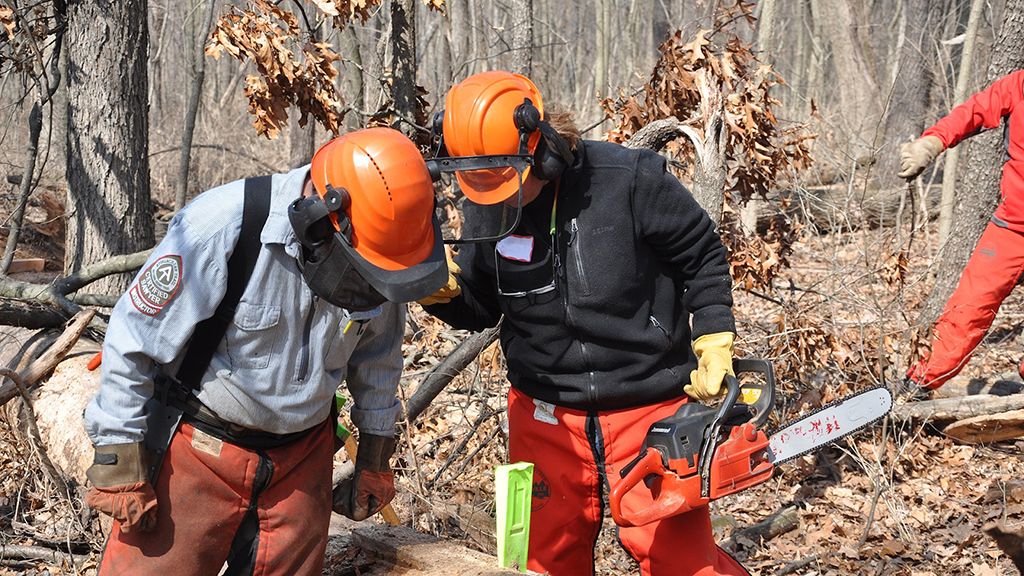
[511, 0, 533, 76]
[391, 0, 422, 137]
[175, 0, 218, 209]
[66, 0, 154, 297]
[341, 25, 365, 132]
[739, 0, 778, 232]
[873, 0, 941, 189]
[938, 0, 986, 242]
[810, 0, 882, 162]
[918, 0, 1024, 326]
[594, 0, 609, 98]
[2, 103, 44, 274]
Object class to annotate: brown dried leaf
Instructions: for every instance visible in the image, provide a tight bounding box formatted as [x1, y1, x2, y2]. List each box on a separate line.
[0, 6, 15, 41]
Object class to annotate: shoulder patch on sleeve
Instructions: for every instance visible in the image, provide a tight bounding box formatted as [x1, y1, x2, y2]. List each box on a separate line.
[130, 255, 183, 316]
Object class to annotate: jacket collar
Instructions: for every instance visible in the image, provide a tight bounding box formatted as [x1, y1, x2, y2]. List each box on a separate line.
[260, 164, 311, 253]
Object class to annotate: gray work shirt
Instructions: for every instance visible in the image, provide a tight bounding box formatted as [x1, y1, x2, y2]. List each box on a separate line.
[84, 166, 405, 446]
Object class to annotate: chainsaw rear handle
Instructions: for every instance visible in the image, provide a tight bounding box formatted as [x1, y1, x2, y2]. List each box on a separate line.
[609, 446, 699, 527]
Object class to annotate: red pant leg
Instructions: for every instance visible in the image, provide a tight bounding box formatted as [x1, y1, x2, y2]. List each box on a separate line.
[602, 397, 749, 576]
[508, 388, 603, 576]
[99, 421, 333, 576]
[911, 222, 1024, 388]
[255, 421, 334, 576]
[99, 423, 257, 575]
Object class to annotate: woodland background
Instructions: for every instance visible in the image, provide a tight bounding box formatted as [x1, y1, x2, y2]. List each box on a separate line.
[0, 0, 1024, 574]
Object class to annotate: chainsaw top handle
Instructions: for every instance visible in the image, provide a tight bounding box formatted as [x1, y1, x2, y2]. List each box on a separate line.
[697, 358, 775, 497]
[731, 358, 776, 428]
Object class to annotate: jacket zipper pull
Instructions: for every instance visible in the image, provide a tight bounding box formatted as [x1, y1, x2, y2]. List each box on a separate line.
[568, 219, 579, 245]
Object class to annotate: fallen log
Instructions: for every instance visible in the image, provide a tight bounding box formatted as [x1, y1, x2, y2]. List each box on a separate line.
[0, 309, 95, 407]
[348, 522, 533, 575]
[890, 394, 1024, 424]
[943, 409, 1024, 444]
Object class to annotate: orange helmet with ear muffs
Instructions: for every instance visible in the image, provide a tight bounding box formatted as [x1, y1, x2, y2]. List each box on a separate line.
[442, 71, 547, 205]
[305, 127, 447, 303]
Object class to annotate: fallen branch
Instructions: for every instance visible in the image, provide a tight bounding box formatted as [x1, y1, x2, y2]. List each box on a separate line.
[723, 505, 799, 552]
[0, 309, 95, 407]
[0, 544, 86, 566]
[943, 409, 1024, 444]
[890, 394, 1024, 423]
[0, 248, 149, 328]
[404, 325, 500, 424]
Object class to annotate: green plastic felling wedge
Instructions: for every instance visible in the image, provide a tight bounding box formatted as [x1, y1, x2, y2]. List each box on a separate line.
[495, 462, 534, 572]
[334, 392, 350, 441]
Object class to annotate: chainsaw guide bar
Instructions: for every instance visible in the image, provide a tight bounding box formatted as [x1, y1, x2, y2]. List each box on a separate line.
[766, 386, 894, 466]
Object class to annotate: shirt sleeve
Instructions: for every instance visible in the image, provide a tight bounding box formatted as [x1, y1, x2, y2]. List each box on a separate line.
[84, 193, 240, 446]
[633, 152, 736, 339]
[345, 302, 404, 437]
[923, 70, 1024, 148]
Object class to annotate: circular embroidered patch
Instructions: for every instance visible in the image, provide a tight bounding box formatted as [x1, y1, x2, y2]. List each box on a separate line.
[130, 255, 183, 316]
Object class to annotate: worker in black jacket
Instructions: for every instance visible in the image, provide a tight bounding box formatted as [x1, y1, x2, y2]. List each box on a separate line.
[420, 71, 747, 576]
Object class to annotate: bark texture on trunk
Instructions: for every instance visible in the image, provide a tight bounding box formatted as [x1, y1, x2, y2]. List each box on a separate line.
[66, 0, 154, 297]
[809, 0, 881, 161]
[918, 0, 1024, 326]
[874, 0, 941, 189]
[391, 0, 421, 138]
[511, 0, 533, 76]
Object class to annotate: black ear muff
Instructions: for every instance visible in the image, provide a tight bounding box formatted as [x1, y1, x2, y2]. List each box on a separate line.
[532, 122, 574, 181]
[513, 98, 542, 134]
[430, 109, 448, 157]
[323, 185, 351, 213]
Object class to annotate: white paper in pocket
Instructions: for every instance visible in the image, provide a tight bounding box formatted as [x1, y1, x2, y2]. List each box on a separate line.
[496, 234, 534, 262]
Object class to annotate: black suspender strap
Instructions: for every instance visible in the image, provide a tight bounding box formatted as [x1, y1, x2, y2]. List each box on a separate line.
[175, 175, 273, 390]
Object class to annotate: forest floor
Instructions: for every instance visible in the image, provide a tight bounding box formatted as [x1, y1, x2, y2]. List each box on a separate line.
[0, 191, 1022, 575]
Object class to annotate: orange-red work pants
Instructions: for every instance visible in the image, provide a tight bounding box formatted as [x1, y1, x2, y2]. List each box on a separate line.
[908, 222, 1024, 388]
[508, 387, 749, 576]
[98, 421, 334, 576]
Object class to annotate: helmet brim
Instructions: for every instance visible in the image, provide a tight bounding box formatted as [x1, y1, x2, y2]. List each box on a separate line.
[336, 214, 448, 303]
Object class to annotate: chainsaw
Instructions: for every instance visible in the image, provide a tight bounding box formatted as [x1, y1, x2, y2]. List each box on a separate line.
[608, 358, 893, 527]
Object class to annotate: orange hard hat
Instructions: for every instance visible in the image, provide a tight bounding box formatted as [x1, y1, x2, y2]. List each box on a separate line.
[443, 71, 544, 205]
[309, 127, 446, 302]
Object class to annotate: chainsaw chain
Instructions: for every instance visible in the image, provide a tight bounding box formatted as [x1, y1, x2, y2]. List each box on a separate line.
[767, 385, 893, 466]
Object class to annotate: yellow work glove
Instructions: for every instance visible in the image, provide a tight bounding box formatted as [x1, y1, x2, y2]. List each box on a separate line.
[898, 135, 944, 180]
[684, 332, 735, 402]
[417, 248, 461, 306]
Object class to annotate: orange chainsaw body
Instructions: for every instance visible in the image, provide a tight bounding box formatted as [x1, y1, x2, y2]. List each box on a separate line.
[609, 359, 777, 528]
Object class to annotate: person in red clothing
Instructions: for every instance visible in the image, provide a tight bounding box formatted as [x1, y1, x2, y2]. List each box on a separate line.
[420, 71, 747, 576]
[900, 70, 1024, 391]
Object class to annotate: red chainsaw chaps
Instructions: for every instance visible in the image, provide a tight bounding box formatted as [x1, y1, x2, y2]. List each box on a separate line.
[98, 422, 333, 576]
[910, 222, 1024, 388]
[508, 388, 749, 576]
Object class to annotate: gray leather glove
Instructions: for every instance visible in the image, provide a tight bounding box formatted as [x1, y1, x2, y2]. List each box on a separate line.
[333, 433, 396, 521]
[898, 135, 944, 179]
[85, 442, 158, 533]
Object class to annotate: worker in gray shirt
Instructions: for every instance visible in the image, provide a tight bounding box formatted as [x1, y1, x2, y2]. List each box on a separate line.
[83, 127, 447, 575]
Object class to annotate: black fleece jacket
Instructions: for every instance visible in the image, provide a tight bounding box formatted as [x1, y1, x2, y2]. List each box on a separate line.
[425, 140, 735, 411]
